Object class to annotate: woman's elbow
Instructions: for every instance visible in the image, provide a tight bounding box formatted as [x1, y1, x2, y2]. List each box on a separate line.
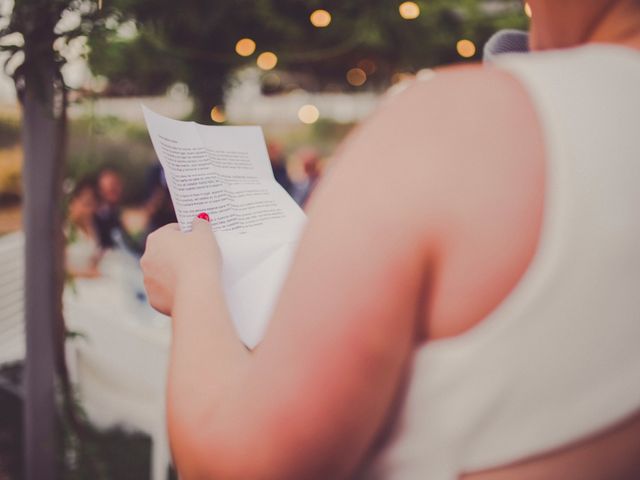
[169, 421, 301, 480]
[171, 424, 354, 480]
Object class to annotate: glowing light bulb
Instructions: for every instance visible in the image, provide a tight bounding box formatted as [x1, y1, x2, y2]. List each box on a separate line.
[391, 72, 413, 84]
[298, 104, 320, 124]
[456, 39, 476, 58]
[310, 9, 332, 28]
[235, 38, 256, 56]
[210, 106, 226, 123]
[257, 51, 278, 70]
[357, 59, 377, 75]
[346, 68, 367, 86]
[399, 2, 420, 20]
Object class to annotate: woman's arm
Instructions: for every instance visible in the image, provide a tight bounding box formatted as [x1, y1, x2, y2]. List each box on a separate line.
[142, 65, 538, 479]
[142, 106, 436, 479]
[147, 182, 430, 479]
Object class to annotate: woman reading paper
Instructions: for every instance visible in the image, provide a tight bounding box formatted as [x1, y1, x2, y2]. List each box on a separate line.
[141, 1, 640, 478]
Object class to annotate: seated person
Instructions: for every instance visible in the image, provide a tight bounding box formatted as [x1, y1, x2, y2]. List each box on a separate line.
[94, 166, 142, 255]
[290, 147, 321, 207]
[65, 179, 103, 279]
[144, 163, 177, 235]
[267, 140, 293, 194]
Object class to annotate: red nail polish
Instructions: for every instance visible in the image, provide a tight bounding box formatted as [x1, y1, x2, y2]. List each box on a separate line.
[197, 212, 210, 222]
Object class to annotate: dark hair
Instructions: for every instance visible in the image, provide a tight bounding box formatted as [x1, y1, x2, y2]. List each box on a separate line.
[97, 165, 122, 179]
[70, 178, 98, 200]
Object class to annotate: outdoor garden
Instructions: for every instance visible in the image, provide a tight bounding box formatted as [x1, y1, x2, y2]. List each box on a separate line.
[0, 1, 529, 478]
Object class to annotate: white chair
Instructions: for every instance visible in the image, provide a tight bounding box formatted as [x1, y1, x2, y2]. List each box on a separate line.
[0, 231, 25, 368]
[64, 272, 173, 480]
[0, 231, 172, 479]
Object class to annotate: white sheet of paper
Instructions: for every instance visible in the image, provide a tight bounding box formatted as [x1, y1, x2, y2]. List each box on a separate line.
[142, 105, 306, 348]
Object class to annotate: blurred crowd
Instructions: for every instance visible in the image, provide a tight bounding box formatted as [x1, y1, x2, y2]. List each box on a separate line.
[64, 141, 323, 279]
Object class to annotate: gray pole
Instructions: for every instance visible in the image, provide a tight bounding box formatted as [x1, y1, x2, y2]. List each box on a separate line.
[21, 22, 65, 480]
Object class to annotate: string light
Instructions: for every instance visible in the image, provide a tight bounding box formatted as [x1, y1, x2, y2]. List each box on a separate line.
[456, 39, 476, 58]
[357, 59, 377, 75]
[524, 2, 533, 18]
[310, 9, 332, 27]
[391, 72, 412, 84]
[298, 104, 320, 124]
[210, 106, 226, 123]
[416, 68, 436, 82]
[257, 52, 278, 70]
[346, 68, 367, 86]
[235, 38, 256, 56]
[399, 2, 420, 20]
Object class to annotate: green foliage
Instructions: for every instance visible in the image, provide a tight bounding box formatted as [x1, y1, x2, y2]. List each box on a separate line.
[0, 363, 154, 480]
[271, 117, 354, 159]
[0, 115, 20, 148]
[86, 0, 528, 121]
[66, 114, 156, 204]
[87, 29, 181, 96]
[62, 422, 152, 480]
[59, 386, 152, 480]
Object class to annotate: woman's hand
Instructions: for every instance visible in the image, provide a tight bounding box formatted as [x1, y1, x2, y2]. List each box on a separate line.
[141, 216, 221, 315]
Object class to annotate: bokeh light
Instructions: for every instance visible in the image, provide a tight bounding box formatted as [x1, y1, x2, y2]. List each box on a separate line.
[456, 39, 476, 58]
[357, 59, 377, 75]
[257, 51, 278, 70]
[235, 38, 256, 56]
[298, 104, 320, 124]
[346, 68, 367, 86]
[399, 2, 420, 20]
[210, 106, 226, 123]
[524, 3, 533, 18]
[391, 72, 413, 84]
[310, 9, 332, 28]
[416, 68, 436, 82]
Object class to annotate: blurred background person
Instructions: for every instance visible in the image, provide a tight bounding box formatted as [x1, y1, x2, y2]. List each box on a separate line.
[290, 146, 322, 207]
[143, 163, 177, 237]
[95, 166, 143, 255]
[267, 140, 292, 195]
[65, 179, 103, 279]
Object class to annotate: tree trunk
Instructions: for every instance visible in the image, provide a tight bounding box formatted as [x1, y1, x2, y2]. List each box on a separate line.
[21, 36, 66, 480]
[187, 66, 226, 123]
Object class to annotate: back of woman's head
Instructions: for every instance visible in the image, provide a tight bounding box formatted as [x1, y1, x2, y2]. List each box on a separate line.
[67, 178, 98, 223]
[70, 178, 97, 201]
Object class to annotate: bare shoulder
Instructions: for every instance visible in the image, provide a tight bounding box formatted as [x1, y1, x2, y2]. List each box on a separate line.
[370, 63, 544, 182]
[315, 63, 545, 239]
[312, 63, 547, 339]
[347, 63, 539, 147]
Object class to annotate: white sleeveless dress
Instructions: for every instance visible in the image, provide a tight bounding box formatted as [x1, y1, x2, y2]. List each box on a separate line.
[363, 44, 640, 479]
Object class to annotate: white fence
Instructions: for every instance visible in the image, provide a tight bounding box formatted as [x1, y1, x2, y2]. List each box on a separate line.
[0, 231, 25, 367]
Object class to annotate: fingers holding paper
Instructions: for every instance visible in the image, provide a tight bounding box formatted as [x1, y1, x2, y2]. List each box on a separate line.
[141, 216, 221, 315]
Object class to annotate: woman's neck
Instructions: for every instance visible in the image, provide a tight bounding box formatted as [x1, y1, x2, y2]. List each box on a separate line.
[529, 0, 640, 51]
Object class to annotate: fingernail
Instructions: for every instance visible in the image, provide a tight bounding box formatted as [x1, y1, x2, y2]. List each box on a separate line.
[197, 212, 210, 222]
